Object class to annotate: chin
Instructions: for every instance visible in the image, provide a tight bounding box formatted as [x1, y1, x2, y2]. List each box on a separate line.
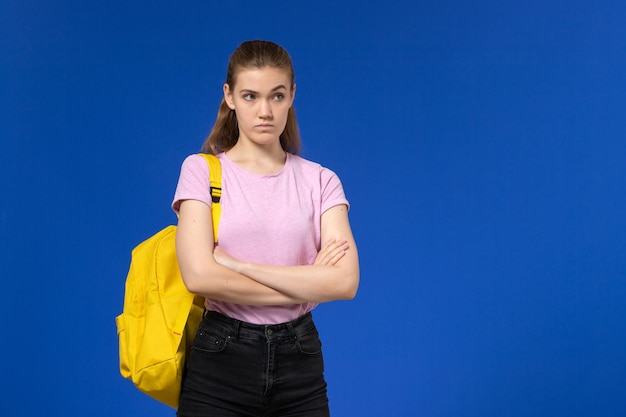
[249, 134, 280, 145]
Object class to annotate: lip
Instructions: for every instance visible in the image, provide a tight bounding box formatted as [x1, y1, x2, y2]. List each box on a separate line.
[255, 124, 274, 129]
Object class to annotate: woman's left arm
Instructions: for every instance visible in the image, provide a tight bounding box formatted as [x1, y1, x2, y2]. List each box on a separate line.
[213, 204, 359, 303]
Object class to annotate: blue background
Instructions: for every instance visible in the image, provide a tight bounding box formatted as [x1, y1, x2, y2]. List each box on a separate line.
[2, 1, 625, 416]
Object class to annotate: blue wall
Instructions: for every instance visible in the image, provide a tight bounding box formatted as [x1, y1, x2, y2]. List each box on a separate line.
[2, 1, 625, 416]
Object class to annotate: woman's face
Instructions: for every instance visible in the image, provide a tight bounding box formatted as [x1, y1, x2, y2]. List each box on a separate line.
[224, 66, 295, 149]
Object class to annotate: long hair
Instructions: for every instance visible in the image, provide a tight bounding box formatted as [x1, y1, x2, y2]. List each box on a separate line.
[201, 40, 301, 155]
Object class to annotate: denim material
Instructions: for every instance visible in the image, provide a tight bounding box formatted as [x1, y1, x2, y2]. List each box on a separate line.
[177, 311, 330, 417]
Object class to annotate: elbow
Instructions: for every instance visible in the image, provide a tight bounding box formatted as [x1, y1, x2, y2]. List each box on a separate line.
[339, 288, 358, 301]
[182, 275, 203, 295]
[333, 255, 359, 301]
[180, 270, 204, 295]
[336, 271, 360, 301]
[179, 263, 216, 297]
[344, 282, 359, 300]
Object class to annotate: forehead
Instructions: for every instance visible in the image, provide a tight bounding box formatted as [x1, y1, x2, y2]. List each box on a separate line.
[233, 67, 292, 91]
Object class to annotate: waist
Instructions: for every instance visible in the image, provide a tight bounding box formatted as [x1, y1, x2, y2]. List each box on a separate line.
[203, 310, 317, 341]
[204, 299, 317, 325]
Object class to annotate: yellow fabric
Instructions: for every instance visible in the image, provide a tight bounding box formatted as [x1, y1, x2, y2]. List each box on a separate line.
[116, 153, 221, 408]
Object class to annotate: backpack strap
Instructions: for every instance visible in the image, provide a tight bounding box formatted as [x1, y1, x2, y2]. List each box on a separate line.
[198, 153, 222, 243]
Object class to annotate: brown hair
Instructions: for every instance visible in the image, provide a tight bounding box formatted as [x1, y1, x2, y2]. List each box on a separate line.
[201, 40, 301, 155]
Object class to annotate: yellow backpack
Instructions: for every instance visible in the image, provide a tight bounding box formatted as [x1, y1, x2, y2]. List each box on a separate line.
[115, 153, 222, 409]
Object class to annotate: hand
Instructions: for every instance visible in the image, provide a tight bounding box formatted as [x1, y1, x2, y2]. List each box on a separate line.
[213, 246, 241, 272]
[314, 238, 349, 266]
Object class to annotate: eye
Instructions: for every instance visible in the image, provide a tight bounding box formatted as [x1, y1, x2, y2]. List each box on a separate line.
[243, 93, 255, 101]
[273, 93, 285, 100]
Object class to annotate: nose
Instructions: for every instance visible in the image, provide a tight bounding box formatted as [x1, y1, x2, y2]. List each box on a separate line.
[258, 99, 273, 119]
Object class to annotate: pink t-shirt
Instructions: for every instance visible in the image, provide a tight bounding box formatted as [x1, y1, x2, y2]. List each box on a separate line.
[172, 152, 349, 324]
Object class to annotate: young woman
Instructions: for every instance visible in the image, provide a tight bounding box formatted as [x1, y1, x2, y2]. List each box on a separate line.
[173, 40, 359, 416]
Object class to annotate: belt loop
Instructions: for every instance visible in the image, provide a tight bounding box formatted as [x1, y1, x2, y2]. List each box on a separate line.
[286, 321, 297, 340]
[232, 318, 241, 340]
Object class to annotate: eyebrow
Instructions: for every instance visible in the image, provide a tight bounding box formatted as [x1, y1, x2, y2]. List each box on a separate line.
[238, 85, 288, 94]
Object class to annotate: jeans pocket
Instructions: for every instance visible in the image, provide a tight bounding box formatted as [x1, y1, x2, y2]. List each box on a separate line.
[295, 327, 323, 355]
[192, 322, 231, 353]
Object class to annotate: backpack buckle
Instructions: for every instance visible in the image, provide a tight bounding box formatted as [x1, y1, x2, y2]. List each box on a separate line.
[210, 186, 221, 203]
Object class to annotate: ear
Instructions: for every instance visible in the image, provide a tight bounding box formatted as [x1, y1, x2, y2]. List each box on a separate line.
[223, 83, 235, 110]
[290, 83, 296, 105]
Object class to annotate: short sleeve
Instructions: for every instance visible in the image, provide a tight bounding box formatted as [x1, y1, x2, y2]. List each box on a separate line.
[320, 167, 350, 214]
[172, 154, 213, 214]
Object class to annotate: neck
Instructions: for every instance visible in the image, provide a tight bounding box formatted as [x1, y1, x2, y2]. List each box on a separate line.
[226, 142, 287, 175]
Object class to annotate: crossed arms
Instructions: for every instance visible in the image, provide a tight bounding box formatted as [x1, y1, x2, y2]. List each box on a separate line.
[175, 199, 360, 305]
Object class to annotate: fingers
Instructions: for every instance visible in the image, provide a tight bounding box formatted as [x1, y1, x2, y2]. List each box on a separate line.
[314, 238, 349, 266]
[324, 245, 347, 265]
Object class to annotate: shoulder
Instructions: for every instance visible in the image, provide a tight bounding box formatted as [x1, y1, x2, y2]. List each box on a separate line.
[180, 153, 226, 179]
[172, 154, 216, 213]
[176, 154, 211, 185]
[289, 154, 321, 170]
[288, 154, 340, 179]
[289, 155, 347, 209]
[181, 153, 209, 170]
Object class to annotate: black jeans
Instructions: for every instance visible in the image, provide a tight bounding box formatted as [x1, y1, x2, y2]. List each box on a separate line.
[177, 311, 330, 417]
